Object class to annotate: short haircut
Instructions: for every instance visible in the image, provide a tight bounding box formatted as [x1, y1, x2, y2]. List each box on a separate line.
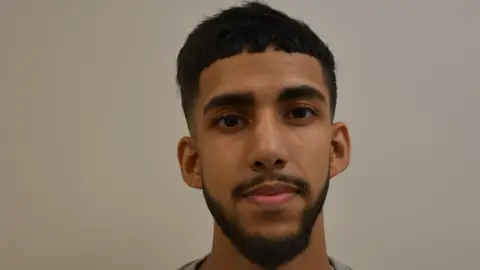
[176, 1, 337, 131]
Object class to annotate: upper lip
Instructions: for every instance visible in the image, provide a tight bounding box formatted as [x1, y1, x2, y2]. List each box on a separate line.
[243, 183, 298, 197]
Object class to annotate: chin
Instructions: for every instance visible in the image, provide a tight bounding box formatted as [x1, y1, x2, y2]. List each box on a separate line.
[247, 223, 300, 239]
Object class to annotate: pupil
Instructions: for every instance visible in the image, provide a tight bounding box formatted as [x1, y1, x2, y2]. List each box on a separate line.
[292, 108, 307, 118]
[223, 116, 238, 127]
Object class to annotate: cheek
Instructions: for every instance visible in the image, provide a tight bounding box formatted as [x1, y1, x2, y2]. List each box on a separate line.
[286, 130, 331, 172]
[299, 147, 331, 183]
[200, 142, 244, 201]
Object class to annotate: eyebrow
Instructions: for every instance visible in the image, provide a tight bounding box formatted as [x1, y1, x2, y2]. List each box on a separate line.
[202, 85, 326, 114]
[278, 85, 326, 103]
[203, 92, 255, 114]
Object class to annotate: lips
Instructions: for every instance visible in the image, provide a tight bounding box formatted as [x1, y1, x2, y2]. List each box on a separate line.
[243, 183, 298, 206]
[244, 183, 298, 196]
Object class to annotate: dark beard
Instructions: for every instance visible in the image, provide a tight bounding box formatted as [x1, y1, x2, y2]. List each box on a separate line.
[202, 172, 330, 270]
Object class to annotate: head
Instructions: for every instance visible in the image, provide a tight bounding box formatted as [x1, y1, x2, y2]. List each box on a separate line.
[176, 2, 351, 269]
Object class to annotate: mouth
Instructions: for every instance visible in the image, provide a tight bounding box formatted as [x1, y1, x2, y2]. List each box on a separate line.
[242, 183, 299, 206]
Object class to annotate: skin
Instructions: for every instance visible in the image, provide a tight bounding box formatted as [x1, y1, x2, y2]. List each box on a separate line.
[178, 50, 351, 270]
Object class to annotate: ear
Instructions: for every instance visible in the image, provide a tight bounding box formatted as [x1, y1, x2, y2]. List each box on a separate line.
[329, 121, 351, 179]
[177, 136, 203, 189]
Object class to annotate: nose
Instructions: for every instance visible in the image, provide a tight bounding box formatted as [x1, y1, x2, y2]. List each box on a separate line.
[247, 115, 288, 173]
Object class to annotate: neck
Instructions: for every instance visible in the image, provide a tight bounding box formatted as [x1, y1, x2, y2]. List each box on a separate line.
[200, 214, 331, 270]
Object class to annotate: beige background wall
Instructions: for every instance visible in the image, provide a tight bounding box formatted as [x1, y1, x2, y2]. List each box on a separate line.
[1, 0, 479, 269]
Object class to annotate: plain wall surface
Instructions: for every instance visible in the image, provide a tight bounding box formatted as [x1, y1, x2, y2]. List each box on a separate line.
[1, 0, 479, 269]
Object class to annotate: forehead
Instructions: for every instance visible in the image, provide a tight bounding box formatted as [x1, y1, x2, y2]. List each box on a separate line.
[197, 51, 329, 106]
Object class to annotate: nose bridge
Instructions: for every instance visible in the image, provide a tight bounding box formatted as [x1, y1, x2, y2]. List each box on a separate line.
[248, 108, 287, 171]
[254, 109, 281, 149]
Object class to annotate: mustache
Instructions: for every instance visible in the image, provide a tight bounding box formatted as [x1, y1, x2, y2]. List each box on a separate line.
[232, 173, 311, 199]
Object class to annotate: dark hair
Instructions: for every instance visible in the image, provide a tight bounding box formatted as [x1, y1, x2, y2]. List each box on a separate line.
[176, 1, 337, 131]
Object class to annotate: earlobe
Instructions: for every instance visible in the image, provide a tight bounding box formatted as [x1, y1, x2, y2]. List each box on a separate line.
[177, 136, 203, 189]
[329, 122, 351, 179]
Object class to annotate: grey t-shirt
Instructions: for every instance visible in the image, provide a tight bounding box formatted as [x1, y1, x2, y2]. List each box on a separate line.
[178, 256, 351, 270]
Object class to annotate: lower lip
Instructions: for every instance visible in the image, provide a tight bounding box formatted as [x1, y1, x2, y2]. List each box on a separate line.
[247, 193, 296, 206]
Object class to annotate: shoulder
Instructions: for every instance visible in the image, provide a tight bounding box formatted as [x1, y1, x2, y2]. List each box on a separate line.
[330, 257, 352, 270]
[178, 256, 350, 270]
[177, 258, 202, 270]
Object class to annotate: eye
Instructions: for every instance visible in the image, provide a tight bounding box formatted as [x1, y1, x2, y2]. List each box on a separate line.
[214, 114, 245, 128]
[286, 106, 318, 120]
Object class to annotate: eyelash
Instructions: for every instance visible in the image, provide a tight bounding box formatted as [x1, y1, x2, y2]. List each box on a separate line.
[286, 104, 320, 116]
[212, 113, 245, 126]
[211, 104, 320, 126]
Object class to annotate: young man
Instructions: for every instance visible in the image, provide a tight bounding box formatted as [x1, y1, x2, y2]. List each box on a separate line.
[175, 2, 351, 270]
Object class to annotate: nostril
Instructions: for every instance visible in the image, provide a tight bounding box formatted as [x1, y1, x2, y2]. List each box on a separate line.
[274, 159, 285, 167]
[250, 158, 286, 172]
[253, 161, 264, 168]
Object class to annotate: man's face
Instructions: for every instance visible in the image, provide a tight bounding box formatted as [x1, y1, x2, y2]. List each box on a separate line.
[178, 50, 350, 268]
